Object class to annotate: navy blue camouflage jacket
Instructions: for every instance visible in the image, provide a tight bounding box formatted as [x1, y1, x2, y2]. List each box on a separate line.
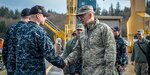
[2, 21, 65, 75]
[115, 35, 128, 66]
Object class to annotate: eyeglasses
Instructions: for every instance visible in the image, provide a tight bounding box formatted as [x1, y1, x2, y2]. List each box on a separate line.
[77, 29, 83, 31]
[77, 13, 87, 20]
[137, 34, 141, 35]
[79, 14, 86, 17]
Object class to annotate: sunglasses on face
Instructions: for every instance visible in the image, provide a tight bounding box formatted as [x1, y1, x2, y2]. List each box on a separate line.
[77, 29, 83, 31]
[137, 33, 142, 35]
[77, 13, 87, 19]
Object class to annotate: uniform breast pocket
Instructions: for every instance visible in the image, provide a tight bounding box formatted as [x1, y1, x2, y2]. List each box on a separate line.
[89, 33, 102, 47]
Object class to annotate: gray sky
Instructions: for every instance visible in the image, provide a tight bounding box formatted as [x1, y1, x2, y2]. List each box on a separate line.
[97, 0, 130, 10]
[0, 0, 130, 13]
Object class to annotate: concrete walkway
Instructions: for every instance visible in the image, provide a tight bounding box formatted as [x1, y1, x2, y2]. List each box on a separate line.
[0, 53, 138, 75]
[123, 53, 135, 75]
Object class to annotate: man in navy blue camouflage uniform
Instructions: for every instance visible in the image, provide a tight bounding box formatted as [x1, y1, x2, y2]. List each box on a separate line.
[112, 26, 128, 75]
[2, 8, 31, 75]
[2, 5, 65, 75]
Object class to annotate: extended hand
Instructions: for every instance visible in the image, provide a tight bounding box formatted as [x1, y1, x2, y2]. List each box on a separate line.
[64, 59, 69, 67]
[75, 73, 79, 75]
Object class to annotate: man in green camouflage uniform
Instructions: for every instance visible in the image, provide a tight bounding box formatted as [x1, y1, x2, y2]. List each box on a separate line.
[131, 29, 149, 75]
[64, 5, 116, 75]
[62, 24, 84, 75]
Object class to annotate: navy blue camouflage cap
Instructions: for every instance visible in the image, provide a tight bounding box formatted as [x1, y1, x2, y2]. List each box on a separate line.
[29, 5, 50, 17]
[77, 5, 94, 16]
[112, 26, 120, 32]
[21, 8, 30, 17]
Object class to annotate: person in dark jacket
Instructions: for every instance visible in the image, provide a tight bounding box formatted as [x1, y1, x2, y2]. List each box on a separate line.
[2, 8, 31, 75]
[131, 29, 149, 75]
[2, 5, 65, 75]
[62, 24, 84, 75]
[112, 26, 128, 75]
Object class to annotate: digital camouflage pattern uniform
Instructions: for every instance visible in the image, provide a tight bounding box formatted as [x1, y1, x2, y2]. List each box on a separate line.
[65, 19, 116, 75]
[2, 21, 65, 75]
[131, 38, 149, 75]
[115, 35, 128, 75]
[75, 57, 82, 75]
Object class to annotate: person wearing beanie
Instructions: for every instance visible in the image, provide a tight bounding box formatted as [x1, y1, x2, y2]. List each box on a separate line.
[21, 8, 30, 22]
[2, 8, 31, 75]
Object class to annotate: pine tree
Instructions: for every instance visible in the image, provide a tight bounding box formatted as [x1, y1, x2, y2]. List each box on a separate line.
[95, 4, 101, 15]
[109, 3, 114, 16]
[122, 7, 130, 20]
[0, 7, 9, 17]
[13, 9, 21, 19]
[115, 2, 121, 16]
[147, 0, 150, 15]
[0, 21, 6, 33]
[101, 8, 108, 16]
[9, 10, 15, 18]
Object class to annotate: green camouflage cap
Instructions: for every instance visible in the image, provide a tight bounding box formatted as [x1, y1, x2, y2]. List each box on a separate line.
[77, 5, 94, 16]
[76, 24, 84, 30]
[137, 29, 144, 34]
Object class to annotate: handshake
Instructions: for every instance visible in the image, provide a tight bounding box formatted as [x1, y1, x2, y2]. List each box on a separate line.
[63, 59, 69, 68]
